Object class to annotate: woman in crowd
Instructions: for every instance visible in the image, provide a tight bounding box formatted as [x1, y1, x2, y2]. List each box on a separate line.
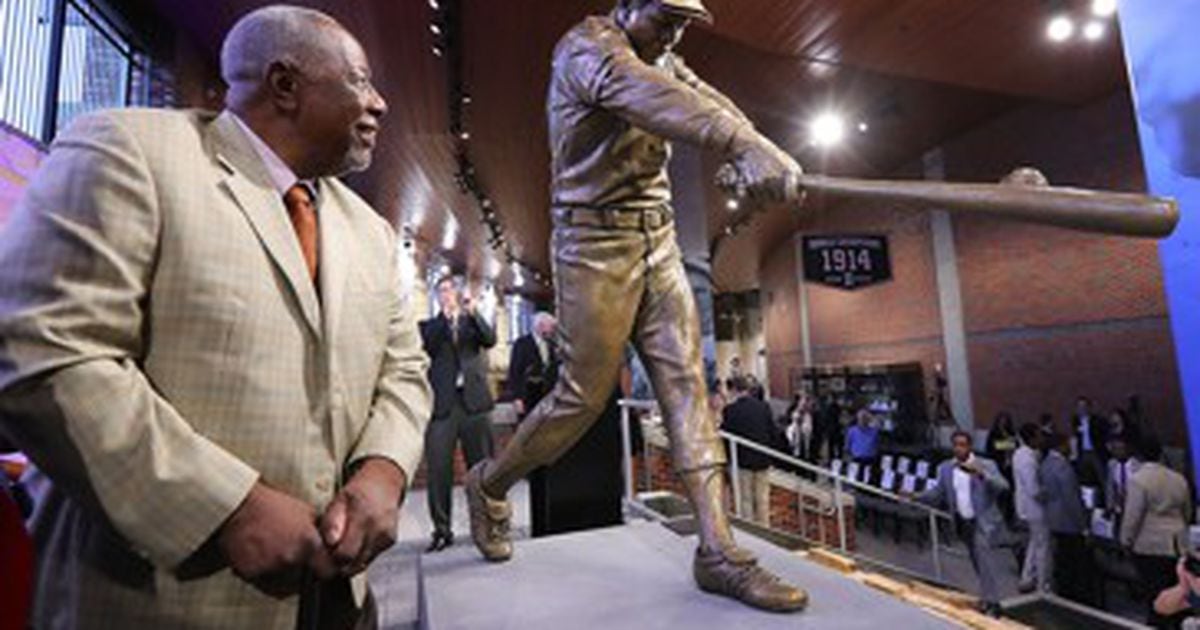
[784, 393, 818, 463]
[1109, 408, 1142, 446]
[987, 411, 1019, 522]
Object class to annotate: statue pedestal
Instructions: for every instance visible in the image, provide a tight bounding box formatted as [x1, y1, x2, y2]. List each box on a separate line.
[416, 521, 960, 629]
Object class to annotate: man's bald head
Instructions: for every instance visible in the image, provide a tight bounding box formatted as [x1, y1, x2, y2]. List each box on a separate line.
[221, 5, 347, 108]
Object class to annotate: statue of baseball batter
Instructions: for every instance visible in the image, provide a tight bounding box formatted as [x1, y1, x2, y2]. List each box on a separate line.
[466, 0, 809, 612]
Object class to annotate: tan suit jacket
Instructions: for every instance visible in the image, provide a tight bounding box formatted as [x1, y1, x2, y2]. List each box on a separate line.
[0, 109, 431, 629]
[1120, 462, 1192, 556]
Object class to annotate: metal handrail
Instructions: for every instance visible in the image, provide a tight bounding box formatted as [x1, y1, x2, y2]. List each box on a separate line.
[617, 398, 955, 581]
[721, 432, 953, 520]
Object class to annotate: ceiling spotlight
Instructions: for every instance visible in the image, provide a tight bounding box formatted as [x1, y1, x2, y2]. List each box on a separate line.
[1083, 20, 1106, 41]
[459, 131, 470, 141]
[432, 45, 443, 57]
[441, 223, 457, 251]
[1047, 15, 1075, 42]
[857, 121, 869, 133]
[1091, 0, 1117, 18]
[430, 24, 441, 36]
[809, 112, 846, 148]
[725, 198, 740, 211]
[428, 0, 439, 9]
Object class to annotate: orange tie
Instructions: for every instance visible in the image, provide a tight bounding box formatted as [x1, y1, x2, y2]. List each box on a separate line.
[283, 184, 319, 281]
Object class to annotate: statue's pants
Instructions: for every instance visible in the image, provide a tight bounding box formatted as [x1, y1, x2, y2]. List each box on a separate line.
[484, 205, 726, 495]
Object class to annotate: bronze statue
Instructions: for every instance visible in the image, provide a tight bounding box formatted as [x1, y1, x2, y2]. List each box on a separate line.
[465, 0, 1179, 616]
[465, 0, 808, 613]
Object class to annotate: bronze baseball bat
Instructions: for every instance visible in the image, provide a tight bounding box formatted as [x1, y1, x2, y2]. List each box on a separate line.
[800, 173, 1178, 238]
[719, 166, 1180, 238]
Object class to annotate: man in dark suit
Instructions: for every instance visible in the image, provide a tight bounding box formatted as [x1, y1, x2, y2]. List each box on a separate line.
[1041, 432, 1098, 606]
[720, 376, 781, 524]
[420, 276, 498, 552]
[505, 312, 558, 418]
[1070, 396, 1109, 493]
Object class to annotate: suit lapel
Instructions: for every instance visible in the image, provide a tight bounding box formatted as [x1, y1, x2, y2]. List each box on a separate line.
[206, 112, 322, 339]
[318, 185, 351, 345]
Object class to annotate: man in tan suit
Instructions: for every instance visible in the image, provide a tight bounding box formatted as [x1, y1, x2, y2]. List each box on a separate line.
[0, 6, 430, 629]
[1121, 437, 1193, 626]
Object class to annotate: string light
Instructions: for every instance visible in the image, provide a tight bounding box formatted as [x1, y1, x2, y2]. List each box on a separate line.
[432, 0, 550, 291]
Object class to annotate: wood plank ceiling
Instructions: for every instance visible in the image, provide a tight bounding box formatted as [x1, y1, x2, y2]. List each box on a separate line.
[145, 0, 1127, 294]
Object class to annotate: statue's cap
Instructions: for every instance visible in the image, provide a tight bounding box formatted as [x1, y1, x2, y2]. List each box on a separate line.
[661, 0, 712, 24]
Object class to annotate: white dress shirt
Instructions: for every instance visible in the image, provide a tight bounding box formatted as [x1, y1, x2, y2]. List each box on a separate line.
[953, 455, 977, 519]
[230, 113, 318, 203]
[1078, 415, 1094, 452]
[533, 333, 550, 366]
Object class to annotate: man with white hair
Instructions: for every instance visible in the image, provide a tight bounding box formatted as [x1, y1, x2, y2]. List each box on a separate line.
[0, 5, 430, 629]
[505, 311, 559, 419]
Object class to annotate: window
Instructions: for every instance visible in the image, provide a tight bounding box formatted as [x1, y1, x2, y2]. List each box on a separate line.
[0, 0, 56, 139]
[0, 0, 164, 144]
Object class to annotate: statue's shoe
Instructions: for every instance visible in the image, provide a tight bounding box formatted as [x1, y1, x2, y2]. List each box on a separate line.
[465, 461, 513, 562]
[693, 545, 809, 612]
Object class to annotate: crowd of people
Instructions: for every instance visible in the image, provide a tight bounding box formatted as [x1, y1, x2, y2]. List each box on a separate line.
[993, 398, 1195, 628]
[714, 381, 1200, 626]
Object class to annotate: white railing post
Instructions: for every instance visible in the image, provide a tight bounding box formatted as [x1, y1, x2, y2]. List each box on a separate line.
[834, 475, 848, 553]
[929, 511, 943, 581]
[619, 401, 634, 511]
[730, 437, 743, 518]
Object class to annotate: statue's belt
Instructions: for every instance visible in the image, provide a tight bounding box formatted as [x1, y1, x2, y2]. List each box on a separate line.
[552, 204, 674, 230]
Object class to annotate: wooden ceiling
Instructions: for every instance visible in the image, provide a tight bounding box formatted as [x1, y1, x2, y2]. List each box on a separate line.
[142, 0, 1128, 293]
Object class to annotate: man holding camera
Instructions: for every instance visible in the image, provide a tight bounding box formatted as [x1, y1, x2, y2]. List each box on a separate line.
[420, 276, 497, 553]
[1154, 530, 1200, 627]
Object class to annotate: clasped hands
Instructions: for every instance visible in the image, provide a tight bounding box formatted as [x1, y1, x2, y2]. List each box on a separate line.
[217, 458, 405, 598]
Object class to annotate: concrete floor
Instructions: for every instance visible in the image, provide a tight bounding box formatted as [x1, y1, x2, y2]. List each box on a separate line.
[367, 482, 531, 630]
[419, 520, 960, 630]
[368, 481, 1146, 628]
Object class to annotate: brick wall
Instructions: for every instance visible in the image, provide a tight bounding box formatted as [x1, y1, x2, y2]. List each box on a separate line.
[762, 166, 948, 401]
[760, 90, 1186, 445]
[767, 482, 856, 550]
[944, 91, 1184, 443]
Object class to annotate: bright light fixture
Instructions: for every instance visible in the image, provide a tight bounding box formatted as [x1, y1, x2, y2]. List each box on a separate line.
[809, 112, 846, 148]
[1047, 15, 1075, 42]
[1083, 20, 1106, 41]
[725, 198, 740, 211]
[1091, 0, 1117, 18]
[441, 222, 457, 251]
[857, 121, 869, 133]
